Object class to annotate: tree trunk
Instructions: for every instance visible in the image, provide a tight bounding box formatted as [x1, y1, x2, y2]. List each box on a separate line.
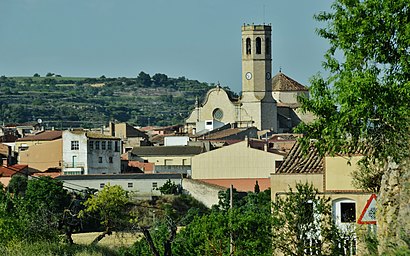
[377, 160, 410, 254]
[142, 227, 160, 256]
[91, 228, 112, 245]
[65, 226, 74, 245]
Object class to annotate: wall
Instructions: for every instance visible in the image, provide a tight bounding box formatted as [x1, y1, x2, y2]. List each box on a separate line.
[87, 139, 121, 175]
[325, 155, 362, 191]
[144, 156, 192, 166]
[18, 139, 62, 172]
[62, 131, 88, 174]
[270, 173, 324, 198]
[182, 178, 224, 208]
[58, 174, 182, 198]
[272, 91, 308, 105]
[192, 140, 282, 179]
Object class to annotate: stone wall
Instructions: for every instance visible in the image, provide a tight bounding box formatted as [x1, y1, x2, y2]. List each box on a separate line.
[182, 178, 225, 208]
[377, 161, 410, 254]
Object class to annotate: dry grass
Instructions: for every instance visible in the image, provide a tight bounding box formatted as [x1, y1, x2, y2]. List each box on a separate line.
[72, 232, 142, 247]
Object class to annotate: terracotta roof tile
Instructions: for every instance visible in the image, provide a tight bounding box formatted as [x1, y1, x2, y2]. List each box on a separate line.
[17, 130, 62, 141]
[272, 72, 308, 92]
[131, 146, 203, 156]
[0, 164, 28, 177]
[276, 142, 323, 174]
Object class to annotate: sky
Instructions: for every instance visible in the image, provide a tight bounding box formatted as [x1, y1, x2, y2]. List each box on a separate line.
[0, 0, 333, 93]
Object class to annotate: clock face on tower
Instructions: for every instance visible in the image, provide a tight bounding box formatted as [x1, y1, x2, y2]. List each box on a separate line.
[245, 72, 252, 80]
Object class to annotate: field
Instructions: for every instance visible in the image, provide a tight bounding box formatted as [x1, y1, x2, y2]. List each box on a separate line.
[72, 232, 141, 247]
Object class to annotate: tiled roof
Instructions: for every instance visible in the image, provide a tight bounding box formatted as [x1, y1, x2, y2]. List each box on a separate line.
[272, 72, 308, 92]
[131, 146, 203, 156]
[0, 164, 28, 177]
[68, 130, 119, 140]
[196, 127, 258, 140]
[276, 142, 323, 174]
[17, 130, 62, 141]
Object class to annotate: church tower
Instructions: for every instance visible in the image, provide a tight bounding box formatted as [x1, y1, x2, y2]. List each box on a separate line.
[240, 24, 277, 131]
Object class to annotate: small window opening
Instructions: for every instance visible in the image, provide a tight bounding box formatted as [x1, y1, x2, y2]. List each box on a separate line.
[256, 37, 261, 54]
[340, 202, 356, 223]
[246, 38, 251, 55]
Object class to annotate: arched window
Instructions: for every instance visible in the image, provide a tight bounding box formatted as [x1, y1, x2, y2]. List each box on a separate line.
[256, 37, 261, 54]
[246, 38, 251, 55]
[265, 37, 271, 55]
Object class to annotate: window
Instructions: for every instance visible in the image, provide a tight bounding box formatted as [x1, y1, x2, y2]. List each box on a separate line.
[265, 37, 271, 55]
[340, 202, 356, 223]
[152, 182, 158, 188]
[98, 157, 103, 163]
[100, 183, 105, 188]
[256, 37, 261, 54]
[333, 199, 356, 224]
[102, 141, 106, 150]
[114, 141, 120, 152]
[95, 141, 100, 150]
[71, 141, 79, 150]
[213, 108, 223, 121]
[109, 157, 113, 163]
[128, 183, 133, 188]
[107, 141, 112, 150]
[246, 38, 251, 55]
[88, 141, 94, 150]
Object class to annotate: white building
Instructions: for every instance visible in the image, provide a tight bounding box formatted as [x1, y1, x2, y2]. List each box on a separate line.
[62, 130, 121, 175]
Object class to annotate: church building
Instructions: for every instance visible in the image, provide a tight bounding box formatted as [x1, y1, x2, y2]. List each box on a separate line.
[185, 24, 311, 134]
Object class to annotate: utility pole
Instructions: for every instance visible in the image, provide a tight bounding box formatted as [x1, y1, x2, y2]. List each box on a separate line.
[230, 184, 234, 256]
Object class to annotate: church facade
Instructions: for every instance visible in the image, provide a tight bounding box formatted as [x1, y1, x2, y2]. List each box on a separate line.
[185, 24, 310, 134]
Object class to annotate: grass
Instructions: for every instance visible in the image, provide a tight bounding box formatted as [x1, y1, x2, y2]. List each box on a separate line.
[72, 232, 142, 247]
[0, 232, 141, 256]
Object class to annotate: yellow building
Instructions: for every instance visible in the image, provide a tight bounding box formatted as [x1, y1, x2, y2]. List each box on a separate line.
[15, 130, 63, 173]
[271, 141, 373, 254]
[192, 139, 285, 191]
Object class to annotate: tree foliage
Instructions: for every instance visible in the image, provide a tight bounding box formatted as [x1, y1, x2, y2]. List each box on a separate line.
[79, 184, 130, 244]
[297, 0, 410, 192]
[271, 183, 351, 256]
[7, 175, 28, 196]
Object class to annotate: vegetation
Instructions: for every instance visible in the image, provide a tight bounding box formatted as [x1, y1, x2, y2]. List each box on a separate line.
[296, 0, 410, 253]
[272, 183, 354, 256]
[79, 184, 131, 245]
[297, 0, 410, 191]
[0, 72, 238, 128]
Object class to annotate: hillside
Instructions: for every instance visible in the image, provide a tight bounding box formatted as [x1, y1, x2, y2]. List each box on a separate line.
[0, 72, 237, 128]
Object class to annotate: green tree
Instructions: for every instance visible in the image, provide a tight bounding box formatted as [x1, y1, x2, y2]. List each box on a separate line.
[152, 73, 168, 86]
[158, 179, 180, 195]
[296, 1, 410, 252]
[7, 175, 28, 196]
[79, 184, 130, 244]
[24, 176, 70, 214]
[137, 71, 152, 87]
[271, 183, 349, 256]
[33, 73, 40, 77]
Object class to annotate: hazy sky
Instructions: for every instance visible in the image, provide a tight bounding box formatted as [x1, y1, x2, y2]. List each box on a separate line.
[0, 0, 332, 93]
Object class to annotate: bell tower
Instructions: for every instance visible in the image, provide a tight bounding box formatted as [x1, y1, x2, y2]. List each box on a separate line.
[240, 24, 277, 131]
[241, 24, 272, 100]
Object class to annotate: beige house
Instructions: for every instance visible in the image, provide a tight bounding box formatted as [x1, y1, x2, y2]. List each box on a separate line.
[15, 131, 63, 173]
[129, 146, 204, 174]
[192, 139, 285, 191]
[271, 142, 373, 254]
[107, 122, 150, 152]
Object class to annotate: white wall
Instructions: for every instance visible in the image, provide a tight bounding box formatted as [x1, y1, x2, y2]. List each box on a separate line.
[164, 136, 189, 146]
[58, 174, 182, 198]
